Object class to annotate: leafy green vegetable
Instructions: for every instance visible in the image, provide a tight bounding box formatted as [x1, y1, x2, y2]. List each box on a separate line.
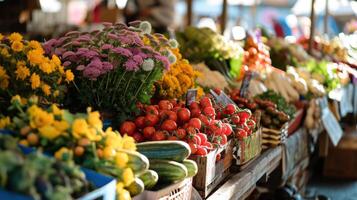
[256, 90, 296, 118]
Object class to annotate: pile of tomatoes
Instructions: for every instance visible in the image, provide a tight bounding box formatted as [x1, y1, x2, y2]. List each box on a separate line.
[119, 96, 235, 156]
[242, 35, 272, 72]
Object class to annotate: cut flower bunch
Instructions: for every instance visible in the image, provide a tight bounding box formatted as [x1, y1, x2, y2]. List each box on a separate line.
[2, 96, 147, 200]
[44, 21, 177, 115]
[0, 33, 73, 111]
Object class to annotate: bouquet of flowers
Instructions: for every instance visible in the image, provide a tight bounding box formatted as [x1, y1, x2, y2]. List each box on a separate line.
[2, 96, 146, 199]
[0, 33, 73, 112]
[155, 48, 201, 99]
[44, 21, 176, 116]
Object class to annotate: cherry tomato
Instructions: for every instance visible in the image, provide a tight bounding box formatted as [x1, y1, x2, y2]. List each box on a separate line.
[213, 88, 222, 95]
[236, 129, 247, 140]
[145, 114, 159, 127]
[186, 126, 197, 135]
[231, 114, 240, 124]
[197, 132, 208, 144]
[158, 100, 173, 110]
[202, 142, 213, 150]
[133, 132, 144, 142]
[209, 120, 223, 135]
[177, 108, 191, 122]
[224, 104, 236, 115]
[222, 123, 233, 136]
[168, 135, 178, 140]
[237, 110, 252, 120]
[161, 119, 177, 131]
[189, 102, 200, 110]
[188, 134, 201, 145]
[145, 105, 159, 115]
[213, 134, 227, 145]
[188, 142, 198, 154]
[203, 106, 216, 118]
[169, 99, 178, 107]
[160, 110, 177, 122]
[152, 131, 166, 141]
[176, 128, 187, 139]
[198, 114, 210, 126]
[120, 121, 136, 136]
[143, 126, 155, 139]
[196, 146, 208, 156]
[189, 118, 201, 129]
[200, 97, 212, 108]
[216, 153, 222, 161]
[135, 116, 145, 129]
[246, 120, 256, 129]
[190, 108, 201, 118]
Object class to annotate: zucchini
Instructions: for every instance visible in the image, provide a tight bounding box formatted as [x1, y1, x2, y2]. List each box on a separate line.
[139, 170, 158, 190]
[182, 159, 198, 177]
[137, 141, 190, 162]
[117, 149, 149, 175]
[149, 159, 188, 183]
[127, 178, 144, 196]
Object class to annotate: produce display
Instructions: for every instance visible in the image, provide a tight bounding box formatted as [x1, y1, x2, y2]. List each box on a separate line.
[242, 35, 272, 74]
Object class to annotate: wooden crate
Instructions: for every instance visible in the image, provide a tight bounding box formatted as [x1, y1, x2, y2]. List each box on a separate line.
[189, 140, 234, 198]
[233, 128, 262, 166]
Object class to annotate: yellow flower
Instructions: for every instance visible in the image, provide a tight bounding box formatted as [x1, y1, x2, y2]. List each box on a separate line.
[15, 65, 30, 80]
[142, 36, 150, 46]
[51, 55, 61, 66]
[39, 62, 53, 74]
[38, 125, 61, 140]
[122, 168, 134, 186]
[53, 120, 69, 132]
[58, 66, 65, 74]
[118, 189, 131, 200]
[122, 135, 136, 151]
[10, 95, 22, 105]
[0, 33, 3, 41]
[11, 41, 24, 52]
[0, 48, 10, 58]
[116, 182, 125, 194]
[65, 70, 74, 83]
[27, 49, 44, 65]
[54, 147, 71, 160]
[28, 40, 42, 50]
[30, 73, 40, 89]
[197, 86, 204, 98]
[115, 152, 129, 168]
[41, 84, 51, 96]
[87, 110, 103, 130]
[8, 32, 23, 42]
[29, 108, 54, 128]
[53, 90, 60, 97]
[0, 66, 8, 79]
[72, 118, 89, 139]
[51, 104, 63, 116]
[0, 117, 10, 128]
[0, 79, 9, 90]
[103, 146, 115, 159]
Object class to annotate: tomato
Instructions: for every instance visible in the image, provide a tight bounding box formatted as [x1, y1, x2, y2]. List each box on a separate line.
[196, 146, 208, 156]
[158, 100, 173, 110]
[246, 120, 256, 129]
[133, 132, 144, 142]
[200, 97, 212, 108]
[209, 120, 222, 135]
[237, 110, 252, 120]
[220, 134, 227, 145]
[202, 142, 213, 150]
[145, 105, 159, 115]
[222, 123, 233, 136]
[168, 135, 178, 140]
[135, 116, 146, 129]
[189, 118, 201, 129]
[203, 106, 216, 118]
[188, 142, 198, 154]
[145, 114, 159, 127]
[152, 131, 166, 141]
[186, 126, 197, 135]
[231, 114, 240, 125]
[188, 134, 201, 145]
[169, 99, 178, 107]
[160, 110, 177, 122]
[236, 129, 247, 140]
[213, 134, 227, 145]
[197, 133, 208, 144]
[190, 108, 201, 118]
[143, 126, 156, 139]
[216, 153, 222, 161]
[177, 108, 191, 122]
[189, 102, 200, 110]
[213, 88, 222, 95]
[136, 102, 144, 110]
[224, 104, 236, 115]
[161, 119, 177, 131]
[176, 128, 187, 139]
[120, 121, 136, 136]
[198, 114, 210, 126]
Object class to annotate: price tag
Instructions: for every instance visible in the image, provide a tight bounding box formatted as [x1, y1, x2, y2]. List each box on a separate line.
[239, 71, 254, 98]
[339, 84, 354, 117]
[210, 89, 236, 107]
[185, 89, 197, 107]
[320, 97, 343, 146]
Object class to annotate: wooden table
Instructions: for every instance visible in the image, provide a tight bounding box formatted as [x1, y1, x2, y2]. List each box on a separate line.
[207, 146, 282, 200]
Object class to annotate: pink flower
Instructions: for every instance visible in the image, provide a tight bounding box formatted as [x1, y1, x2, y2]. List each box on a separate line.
[63, 61, 72, 67]
[62, 51, 76, 59]
[108, 33, 119, 40]
[83, 67, 101, 80]
[112, 47, 132, 57]
[101, 44, 113, 50]
[76, 65, 85, 71]
[133, 55, 143, 65]
[154, 55, 170, 70]
[102, 62, 113, 72]
[124, 59, 139, 71]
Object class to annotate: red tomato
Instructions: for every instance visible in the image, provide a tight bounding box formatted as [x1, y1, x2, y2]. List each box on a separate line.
[176, 128, 187, 139]
[209, 120, 223, 135]
[152, 131, 166, 141]
[224, 104, 236, 115]
[120, 121, 136, 136]
[237, 110, 252, 120]
[169, 99, 178, 107]
[196, 146, 208, 156]
[161, 119, 177, 131]
[188, 142, 198, 154]
[197, 133, 208, 145]
[213, 134, 227, 145]
[189, 118, 202, 129]
[186, 126, 197, 135]
[216, 153, 222, 161]
[220, 134, 227, 145]
[198, 114, 210, 126]
[188, 134, 201, 145]
[145, 105, 159, 115]
[222, 123, 233, 136]
[189, 102, 200, 110]
[231, 114, 240, 125]
[190, 108, 201, 118]
[203, 106, 216, 118]
[133, 132, 144, 142]
[177, 108, 191, 122]
[246, 120, 256, 129]
[168, 135, 178, 140]
[158, 100, 173, 110]
[145, 114, 159, 127]
[202, 142, 213, 150]
[236, 129, 247, 140]
[160, 110, 177, 122]
[143, 126, 156, 139]
[200, 97, 212, 108]
[134, 116, 145, 129]
[213, 88, 222, 95]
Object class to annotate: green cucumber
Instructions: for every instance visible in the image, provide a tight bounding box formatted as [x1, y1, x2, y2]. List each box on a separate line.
[127, 178, 144, 196]
[149, 159, 188, 183]
[137, 141, 190, 162]
[182, 159, 198, 177]
[117, 149, 149, 175]
[139, 170, 158, 190]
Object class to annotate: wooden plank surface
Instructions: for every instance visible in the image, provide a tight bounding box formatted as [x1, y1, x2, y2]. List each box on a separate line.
[207, 146, 282, 200]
